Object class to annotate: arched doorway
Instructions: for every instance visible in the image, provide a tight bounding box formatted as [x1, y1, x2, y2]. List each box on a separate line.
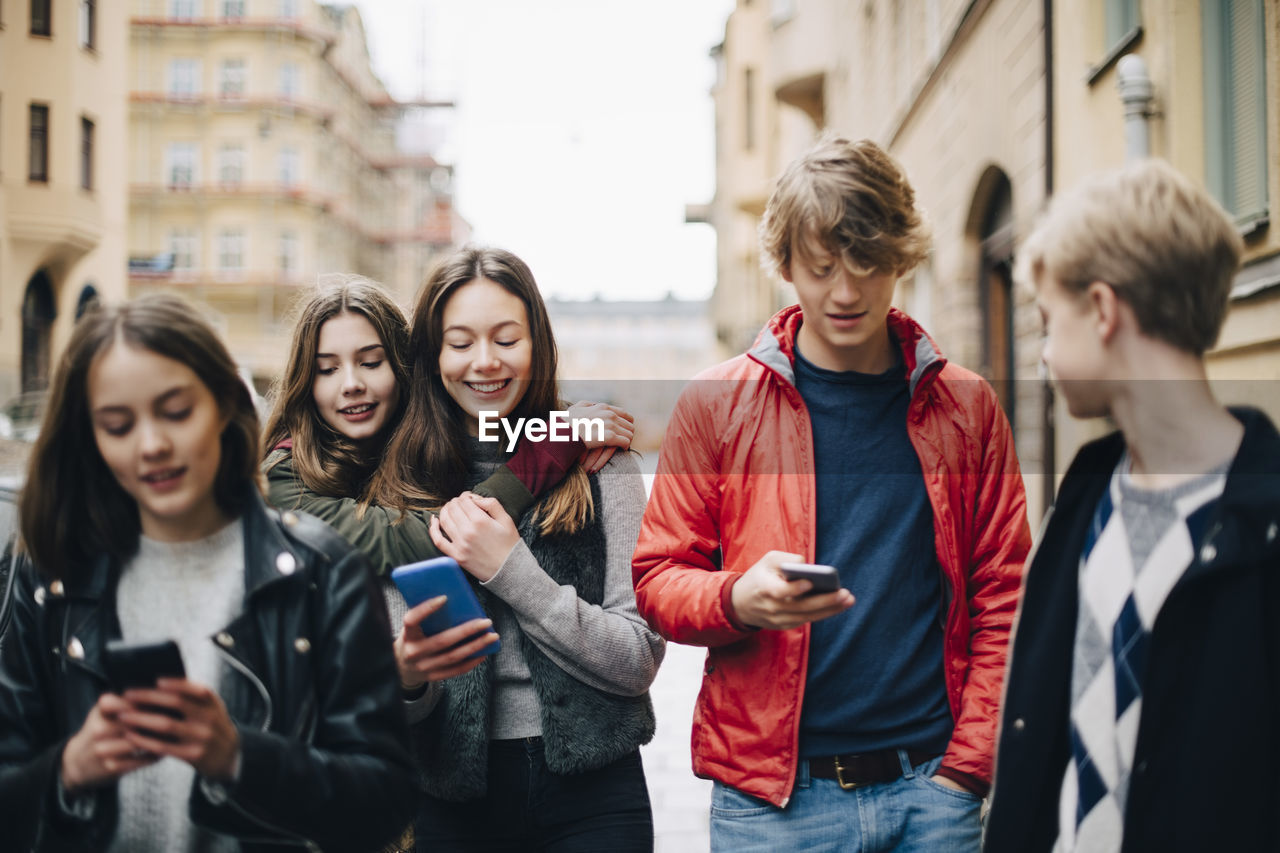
[976, 170, 1015, 424]
[75, 284, 101, 320]
[22, 271, 57, 392]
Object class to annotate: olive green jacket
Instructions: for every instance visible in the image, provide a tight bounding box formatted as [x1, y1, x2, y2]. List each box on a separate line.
[262, 448, 535, 576]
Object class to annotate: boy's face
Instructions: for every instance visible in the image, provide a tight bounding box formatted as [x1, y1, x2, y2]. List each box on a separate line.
[786, 248, 898, 373]
[1036, 275, 1111, 418]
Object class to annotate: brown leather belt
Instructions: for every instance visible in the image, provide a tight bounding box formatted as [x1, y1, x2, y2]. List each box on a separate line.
[808, 748, 936, 790]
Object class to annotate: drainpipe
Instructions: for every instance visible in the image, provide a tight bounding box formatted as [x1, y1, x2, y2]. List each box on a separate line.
[1117, 54, 1154, 161]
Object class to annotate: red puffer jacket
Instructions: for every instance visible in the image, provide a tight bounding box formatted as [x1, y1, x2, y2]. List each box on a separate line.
[633, 305, 1029, 807]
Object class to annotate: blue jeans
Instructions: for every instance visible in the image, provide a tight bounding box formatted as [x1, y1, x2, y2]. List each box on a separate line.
[710, 752, 981, 853]
[415, 738, 653, 853]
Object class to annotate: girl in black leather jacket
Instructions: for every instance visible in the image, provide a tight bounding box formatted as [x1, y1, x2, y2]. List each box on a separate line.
[0, 294, 416, 852]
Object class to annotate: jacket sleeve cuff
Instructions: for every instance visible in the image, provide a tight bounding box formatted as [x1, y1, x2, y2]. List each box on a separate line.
[934, 765, 989, 797]
[470, 465, 536, 521]
[503, 437, 582, 499]
[720, 573, 757, 633]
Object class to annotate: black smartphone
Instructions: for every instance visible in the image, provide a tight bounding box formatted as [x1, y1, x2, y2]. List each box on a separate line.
[779, 562, 842, 595]
[102, 639, 186, 693]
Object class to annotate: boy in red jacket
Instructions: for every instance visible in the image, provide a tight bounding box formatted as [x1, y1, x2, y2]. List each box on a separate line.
[632, 135, 1029, 852]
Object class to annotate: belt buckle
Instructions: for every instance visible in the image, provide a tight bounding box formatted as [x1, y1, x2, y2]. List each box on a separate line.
[833, 755, 864, 790]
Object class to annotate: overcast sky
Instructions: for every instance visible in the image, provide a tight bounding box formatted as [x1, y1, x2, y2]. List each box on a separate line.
[351, 0, 733, 301]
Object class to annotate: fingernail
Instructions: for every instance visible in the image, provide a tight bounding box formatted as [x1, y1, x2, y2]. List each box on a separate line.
[430, 595, 447, 605]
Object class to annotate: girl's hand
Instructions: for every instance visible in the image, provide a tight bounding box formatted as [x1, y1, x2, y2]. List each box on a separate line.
[394, 596, 498, 689]
[60, 693, 160, 793]
[566, 402, 635, 474]
[116, 679, 240, 782]
[430, 493, 520, 582]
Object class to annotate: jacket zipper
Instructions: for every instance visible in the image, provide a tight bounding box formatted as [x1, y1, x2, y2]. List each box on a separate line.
[213, 644, 320, 851]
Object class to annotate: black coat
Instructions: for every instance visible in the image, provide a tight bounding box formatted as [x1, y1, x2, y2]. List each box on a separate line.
[986, 407, 1280, 853]
[0, 491, 417, 852]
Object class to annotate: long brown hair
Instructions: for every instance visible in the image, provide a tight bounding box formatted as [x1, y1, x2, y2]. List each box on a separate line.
[19, 294, 261, 582]
[368, 246, 593, 534]
[261, 275, 410, 497]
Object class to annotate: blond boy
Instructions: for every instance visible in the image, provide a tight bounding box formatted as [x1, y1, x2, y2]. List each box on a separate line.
[633, 136, 1029, 852]
[987, 159, 1280, 852]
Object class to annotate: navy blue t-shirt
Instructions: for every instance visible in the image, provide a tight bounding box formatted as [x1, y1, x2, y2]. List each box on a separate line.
[793, 345, 953, 758]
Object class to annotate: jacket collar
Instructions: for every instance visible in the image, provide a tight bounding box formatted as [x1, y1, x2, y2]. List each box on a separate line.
[746, 304, 947, 397]
[63, 487, 295, 601]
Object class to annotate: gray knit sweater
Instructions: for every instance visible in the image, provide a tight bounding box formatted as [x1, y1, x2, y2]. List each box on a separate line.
[111, 520, 244, 853]
[391, 443, 664, 736]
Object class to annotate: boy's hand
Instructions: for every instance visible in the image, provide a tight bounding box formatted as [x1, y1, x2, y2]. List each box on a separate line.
[729, 550, 854, 631]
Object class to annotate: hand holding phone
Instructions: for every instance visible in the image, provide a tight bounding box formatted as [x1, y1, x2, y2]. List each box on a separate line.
[103, 639, 186, 692]
[391, 557, 500, 658]
[779, 562, 842, 595]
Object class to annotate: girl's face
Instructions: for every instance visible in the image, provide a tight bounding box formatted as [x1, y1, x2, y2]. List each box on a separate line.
[312, 312, 400, 443]
[437, 278, 533, 435]
[88, 343, 230, 543]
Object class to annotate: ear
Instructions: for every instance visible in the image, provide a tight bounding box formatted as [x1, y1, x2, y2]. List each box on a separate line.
[1085, 281, 1121, 343]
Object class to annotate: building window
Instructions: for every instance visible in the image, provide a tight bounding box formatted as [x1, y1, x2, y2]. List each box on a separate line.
[169, 0, 197, 20]
[166, 142, 199, 188]
[220, 0, 243, 19]
[279, 0, 298, 18]
[743, 67, 755, 152]
[217, 143, 244, 185]
[278, 147, 299, 186]
[279, 63, 300, 99]
[170, 228, 200, 274]
[79, 0, 96, 48]
[31, 0, 51, 35]
[28, 104, 49, 183]
[1203, 0, 1269, 230]
[219, 58, 247, 98]
[1103, 0, 1140, 52]
[168, 58, 202, 97]
[279, 230, 298, 278]
[80, 116, 94, 190]
[217, 229, 245, 273]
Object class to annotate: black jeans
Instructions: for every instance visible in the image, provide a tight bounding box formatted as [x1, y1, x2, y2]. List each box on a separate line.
[415, 737, 654, 853]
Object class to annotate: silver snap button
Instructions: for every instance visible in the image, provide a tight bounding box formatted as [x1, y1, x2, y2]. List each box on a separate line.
[216, 631, 235, 649]
[282, 511, 299, 526]
[1012, 718, 1026, 732]
[34, 587, 46, 606]
[294, 637, 311, 654]
[49, 580, 65, 597]
[67, 637, 85, 660]
[1267, 522, 1277, 543]
[1200, 543, 1217, 563]
[276, 552, 297, 575]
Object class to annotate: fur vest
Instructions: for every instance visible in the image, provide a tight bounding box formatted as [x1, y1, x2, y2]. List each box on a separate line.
[413, 477, 656, 801]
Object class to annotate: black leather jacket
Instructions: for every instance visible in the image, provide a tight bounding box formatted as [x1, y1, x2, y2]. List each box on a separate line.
[0, 490, 416, 852]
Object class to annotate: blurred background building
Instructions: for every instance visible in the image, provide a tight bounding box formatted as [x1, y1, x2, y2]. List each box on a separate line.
[549, 293, 719, 452]
[1, 0, 129, 401]
[125, 0, 465, 391]
[702, 0, 1279, 522]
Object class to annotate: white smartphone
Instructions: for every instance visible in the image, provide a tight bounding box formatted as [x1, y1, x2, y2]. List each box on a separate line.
[779, 562, 841, 595]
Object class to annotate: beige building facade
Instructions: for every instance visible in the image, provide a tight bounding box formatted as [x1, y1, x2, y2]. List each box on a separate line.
[1, 0, 130, 400]
[127, 0, 464, 388]
[1051, 0, 1280, 467]
[707, 0, 1278, 522]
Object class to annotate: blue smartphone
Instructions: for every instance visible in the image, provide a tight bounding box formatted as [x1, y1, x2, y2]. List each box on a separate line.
[390, 556, 500, 657]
